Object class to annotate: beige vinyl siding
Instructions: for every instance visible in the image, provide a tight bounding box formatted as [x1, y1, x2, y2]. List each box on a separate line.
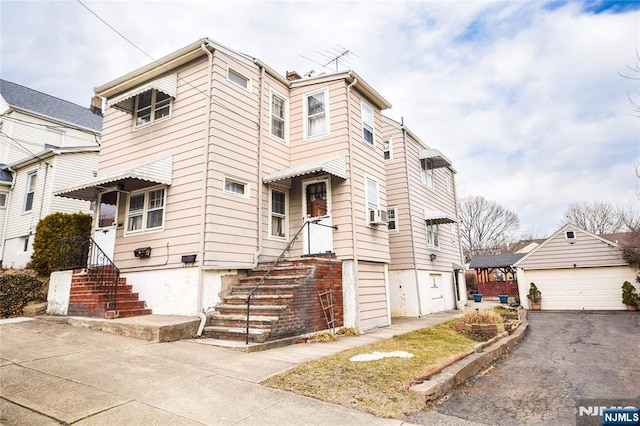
[100, 59, 210, 270]
[49, 152, 97, 214]
[516, 227, 628, 269]
[358, 261, 389, 330]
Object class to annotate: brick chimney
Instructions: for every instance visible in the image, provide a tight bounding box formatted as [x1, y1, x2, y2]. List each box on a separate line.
[286, 71, 302, 81]
[90, 95, 103, 116]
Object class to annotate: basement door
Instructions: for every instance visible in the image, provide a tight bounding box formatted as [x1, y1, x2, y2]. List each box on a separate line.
[302, 177, 333, 255]
[94, 191, 118, 261]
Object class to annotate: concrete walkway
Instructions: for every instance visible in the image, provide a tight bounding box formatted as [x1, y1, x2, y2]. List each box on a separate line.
[0, 304, 499, 425]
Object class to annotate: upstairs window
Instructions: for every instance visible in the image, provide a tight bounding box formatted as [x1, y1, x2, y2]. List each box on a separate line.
[24, 171, 37, 212]
[127, 187, 166, 233]
[46, 128, 65, 147]
[305, 89, 328, 139]
[420, 158, 434, 188]
[387, 206, 398, 232]
[224, 176, 249, 199]
[427, 223, 439, 247]
[383, 138, 392, 161]
[135, 89, 171, 127]
[270, 90, 287, 142]
[361, 102, 374, 146]
[445, 174, 452, 194]
[0, 190, 8, 208]
[227, 67, 251, 91]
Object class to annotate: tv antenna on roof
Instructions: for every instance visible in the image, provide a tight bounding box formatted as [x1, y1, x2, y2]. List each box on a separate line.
[301, 45, 358, 73]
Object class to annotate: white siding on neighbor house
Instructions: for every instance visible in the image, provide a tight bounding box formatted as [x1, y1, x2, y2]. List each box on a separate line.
[357, 261, 390, 330]
[516, 226, 628, 270]
[99, 59, 210, 270]
[48, 152, 97, 214]
[4, 162, 45, 240]
[519, 266, 635, 310]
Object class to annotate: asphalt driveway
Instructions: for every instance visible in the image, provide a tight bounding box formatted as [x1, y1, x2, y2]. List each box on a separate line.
[409, 311, 640, 425]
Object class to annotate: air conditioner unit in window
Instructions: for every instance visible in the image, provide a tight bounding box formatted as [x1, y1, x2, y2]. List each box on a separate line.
[369, 209, 389, 225]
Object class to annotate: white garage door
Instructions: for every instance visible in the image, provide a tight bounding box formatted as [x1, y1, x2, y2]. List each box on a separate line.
[524, 266, 634, 310]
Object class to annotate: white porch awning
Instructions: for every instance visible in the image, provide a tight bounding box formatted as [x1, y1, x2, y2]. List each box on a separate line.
[424, 209, 458, 224]
[418, 148, 453, 169]
[107, 74, 178, 113]
[263, 156, 347, 184]
[55, 156, 173, 201]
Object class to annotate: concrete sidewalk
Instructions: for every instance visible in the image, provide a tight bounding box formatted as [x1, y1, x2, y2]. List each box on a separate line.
[0, 307, 497, 425]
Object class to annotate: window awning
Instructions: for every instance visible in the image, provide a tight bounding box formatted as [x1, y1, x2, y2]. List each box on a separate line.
[418, 148, 453, 169]
[263, 156, 347, 184]
[424, 210, 458, 224]
[107, 74, 178, 114]
[55, 156, 173, 201]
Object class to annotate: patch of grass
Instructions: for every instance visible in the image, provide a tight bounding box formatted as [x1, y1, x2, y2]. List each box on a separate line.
[262, 321, 481, 419]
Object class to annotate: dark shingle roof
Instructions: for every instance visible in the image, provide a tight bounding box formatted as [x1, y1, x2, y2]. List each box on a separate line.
[0, 164, 12, 183]
[469, 253, 525, 269]
[0, 79, 102, 132]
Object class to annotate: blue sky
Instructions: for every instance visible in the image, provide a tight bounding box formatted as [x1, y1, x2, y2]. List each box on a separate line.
[1, 0, 638, 236]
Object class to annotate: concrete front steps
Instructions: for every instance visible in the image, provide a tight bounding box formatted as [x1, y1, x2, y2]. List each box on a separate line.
[202, 256, 343, 343]
[67, 269, 151, 319]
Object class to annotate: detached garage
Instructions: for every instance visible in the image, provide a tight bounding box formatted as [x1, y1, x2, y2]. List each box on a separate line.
[514, 224, 636, 311]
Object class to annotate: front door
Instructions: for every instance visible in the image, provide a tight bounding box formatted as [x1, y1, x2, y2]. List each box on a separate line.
[94, 191, 118, 260]
[302, 178, 333, 255]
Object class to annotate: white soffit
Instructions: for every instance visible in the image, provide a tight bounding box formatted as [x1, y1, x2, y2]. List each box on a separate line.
[107, 74, 178, 113]
[263, 156, 347, 183]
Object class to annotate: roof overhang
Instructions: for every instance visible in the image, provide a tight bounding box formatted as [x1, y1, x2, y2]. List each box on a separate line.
[55, 156, 173, 201]
[419, 148, 453, 169]
[424, 210, 458, 224]
[263, 156, 347, 184]
[106, 74, 177, 114]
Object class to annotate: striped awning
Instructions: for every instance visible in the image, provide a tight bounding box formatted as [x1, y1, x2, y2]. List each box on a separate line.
[55, 156, 173, 201]
[107, 74, 177, 114]
[418, 148, 453, 169]
[263, 156, 347, 184]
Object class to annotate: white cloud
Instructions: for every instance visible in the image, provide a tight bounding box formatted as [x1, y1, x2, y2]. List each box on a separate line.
[2, 0, 638, 235]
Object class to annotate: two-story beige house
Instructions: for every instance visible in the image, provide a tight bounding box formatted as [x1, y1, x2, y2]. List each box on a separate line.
[55, 38, 465, 339]
[382, 116, 465, 316]
[0, 79, 102, 268]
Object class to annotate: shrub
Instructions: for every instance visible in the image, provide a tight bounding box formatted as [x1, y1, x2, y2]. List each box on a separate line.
[29, 212, 92, 277]
[622, 281, 640, 306]
[0, 271, 48, 318]
[462, 310, 502, 324]
[527, 282, 542, 303]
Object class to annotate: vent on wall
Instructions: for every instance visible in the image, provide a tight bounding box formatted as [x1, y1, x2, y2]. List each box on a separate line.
[565, 230, 576, 243]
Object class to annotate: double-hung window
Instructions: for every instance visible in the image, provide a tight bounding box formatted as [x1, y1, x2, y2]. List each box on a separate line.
[270, 189, 287, 239]
[427, 223, 439, 247]
[387, 206, 398, 232]
[305, 89, 328, 138]
[365, 175, 379, 222]
[24, 172, 37, 212]
[270, 90, 287, 142]
[420, 159, 434, 188]
[383, 138, 392, 161]
[361, 102, 374, 146]
[135, 89, 172, 127]
[127, 187, 166, 233]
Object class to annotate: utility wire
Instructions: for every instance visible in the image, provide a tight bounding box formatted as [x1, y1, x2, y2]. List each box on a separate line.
[75, 0, 260, 129]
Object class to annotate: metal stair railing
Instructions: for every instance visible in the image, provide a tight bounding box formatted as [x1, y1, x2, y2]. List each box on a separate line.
[55, 236, 121, 312]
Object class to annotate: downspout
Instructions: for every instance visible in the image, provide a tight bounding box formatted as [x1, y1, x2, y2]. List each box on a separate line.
[345, 72, 360, 328]
[452, 170, 465, 306]
[197, 42, 214, 330]
[252, 62, 265, 267]
[401, 121, 423, 316]
[0, 167, 16, 265]
[36, 161, 50, 233]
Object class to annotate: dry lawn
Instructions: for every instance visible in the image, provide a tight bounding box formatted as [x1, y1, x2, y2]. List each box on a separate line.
[262, 321, 480, 419]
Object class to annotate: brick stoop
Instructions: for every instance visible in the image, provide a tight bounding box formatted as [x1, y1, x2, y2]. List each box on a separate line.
[202, 256, 343, 343]
[67, 269, 151, 319]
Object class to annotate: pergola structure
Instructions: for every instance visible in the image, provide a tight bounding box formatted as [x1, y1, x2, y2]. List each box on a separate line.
[468, 253, 525, 299]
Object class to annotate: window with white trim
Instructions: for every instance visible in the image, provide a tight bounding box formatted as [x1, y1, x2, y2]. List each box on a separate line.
[361, 102, 374, 145]
[270, 189, 287, 239]
[387, 206, 398, 232]
[0, 191, 8, 208]
[427, 223, 439, 247]
[227, 67, 251, 91]
[126, 187, 166, 233]
[270, 90, 288, 142]
[224, 177, 249, 198]
[304, 89, 328, 138]
[22, 237, 29, 252]
[383, 138, 392, 161]
[565, 230, 576, 240]
[420, 158, 433, 188]
[135, 89, 172, 127]
[24, 171, 37, 212]
[365, 175, 379, 222]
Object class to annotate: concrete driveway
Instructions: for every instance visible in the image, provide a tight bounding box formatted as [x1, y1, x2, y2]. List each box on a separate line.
[409, 311, 640, 425]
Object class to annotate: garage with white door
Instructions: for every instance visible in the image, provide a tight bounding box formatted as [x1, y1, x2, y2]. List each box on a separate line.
[515, 224, 637, 311]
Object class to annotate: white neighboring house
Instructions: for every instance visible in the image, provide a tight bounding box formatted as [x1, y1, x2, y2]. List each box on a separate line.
[514, 223, 636, 310]
[0, 79, 102, 268]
